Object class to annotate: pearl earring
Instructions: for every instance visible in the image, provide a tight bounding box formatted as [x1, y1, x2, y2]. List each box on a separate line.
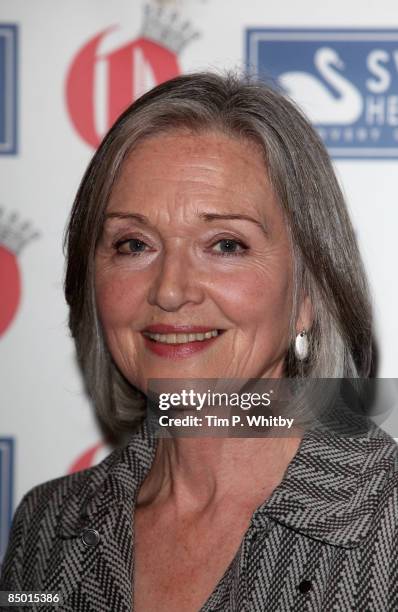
[295, 329, 308, 361]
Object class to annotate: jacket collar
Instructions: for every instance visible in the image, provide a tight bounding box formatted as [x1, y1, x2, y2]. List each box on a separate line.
[253, 427, 397, 547]
[61, 417, 397, 549]
[59, 419, 157, 538]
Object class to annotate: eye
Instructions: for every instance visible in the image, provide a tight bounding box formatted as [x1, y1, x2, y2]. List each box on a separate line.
[113, 238, 149, 256]
[212, 239, 248, 256]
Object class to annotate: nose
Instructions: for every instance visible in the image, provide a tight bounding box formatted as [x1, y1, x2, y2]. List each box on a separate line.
[147, 246, 205, 311]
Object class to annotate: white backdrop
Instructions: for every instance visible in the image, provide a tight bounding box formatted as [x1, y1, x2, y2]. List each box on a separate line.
[1, 0, 398, 560]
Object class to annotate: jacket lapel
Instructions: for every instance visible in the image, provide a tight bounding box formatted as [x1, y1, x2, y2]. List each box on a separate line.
[45, 419, 157, 609]
[256, 427, 397, 547]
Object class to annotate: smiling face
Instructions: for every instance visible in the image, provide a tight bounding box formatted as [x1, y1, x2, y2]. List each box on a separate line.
[94, 130, 310, 393]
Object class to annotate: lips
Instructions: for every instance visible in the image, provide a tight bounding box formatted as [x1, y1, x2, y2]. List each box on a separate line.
[141, 324, 224, 359]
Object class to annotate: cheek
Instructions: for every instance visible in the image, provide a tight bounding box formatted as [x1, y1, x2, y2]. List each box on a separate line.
[94, 269, 144, 329]
[94, 270, 145, 384]
[212, 261, 292, 328]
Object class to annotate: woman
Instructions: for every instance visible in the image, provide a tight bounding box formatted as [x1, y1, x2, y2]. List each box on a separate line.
[1, 72, 398, 611]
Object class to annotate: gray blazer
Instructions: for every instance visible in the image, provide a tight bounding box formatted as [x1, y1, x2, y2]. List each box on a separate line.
[1, 418, 398, 611]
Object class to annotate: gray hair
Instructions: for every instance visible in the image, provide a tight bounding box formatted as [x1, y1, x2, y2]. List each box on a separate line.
[63, 71, 373, 434]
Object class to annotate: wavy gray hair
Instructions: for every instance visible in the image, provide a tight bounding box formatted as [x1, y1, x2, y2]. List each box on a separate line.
[63, 71, 373, 434]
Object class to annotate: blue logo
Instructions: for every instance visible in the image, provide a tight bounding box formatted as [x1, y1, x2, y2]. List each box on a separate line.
[0, 24, 18, 155]
[246, 28, 398, 159]
[0, 438, 14, 567]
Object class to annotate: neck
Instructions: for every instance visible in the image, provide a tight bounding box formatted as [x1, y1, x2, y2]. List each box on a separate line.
[136, 434, 303, 516]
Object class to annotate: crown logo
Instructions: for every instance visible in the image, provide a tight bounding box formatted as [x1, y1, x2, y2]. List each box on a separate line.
[0, 207, 40, 255]
[141, 3, 200, 54]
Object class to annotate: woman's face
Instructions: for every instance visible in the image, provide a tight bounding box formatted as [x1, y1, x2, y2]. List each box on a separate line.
[95, 131, 309, 392]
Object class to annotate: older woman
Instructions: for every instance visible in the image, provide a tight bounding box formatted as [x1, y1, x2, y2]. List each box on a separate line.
[1, 72, 398, 612]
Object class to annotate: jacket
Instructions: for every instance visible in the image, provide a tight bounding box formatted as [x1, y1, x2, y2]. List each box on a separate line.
[1, 417, 398, 611]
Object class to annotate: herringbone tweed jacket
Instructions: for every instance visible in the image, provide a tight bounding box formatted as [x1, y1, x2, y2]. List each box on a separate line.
[1, 418, 398, 611]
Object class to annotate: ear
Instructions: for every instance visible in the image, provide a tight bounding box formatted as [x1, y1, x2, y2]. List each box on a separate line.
[296, 294, 313, 334]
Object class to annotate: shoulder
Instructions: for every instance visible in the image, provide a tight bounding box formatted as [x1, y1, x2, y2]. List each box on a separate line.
[363, 422, 398, 473]
[0, 420, 154, 589]
[9, 445, 121, 524]
[12, 469, 90, 517]
[351, 428, 398, 605]
[350, 425, 398, 549]
[339, 423, 398, 499]
[0, 446, 121, 589]
[368, 427, 398, 508]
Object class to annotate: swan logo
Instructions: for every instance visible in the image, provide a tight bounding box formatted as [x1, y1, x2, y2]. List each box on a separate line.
[65, 5, 199, 149]
[0, 24, 18, 155]
[246, 28, 398, 158]
[0, 438, 14, 567]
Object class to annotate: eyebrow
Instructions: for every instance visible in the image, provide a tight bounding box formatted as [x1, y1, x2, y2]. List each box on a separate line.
[104, 211, 268, 235]
[198, 212, 268, 236]
[104, 212, 151, 225]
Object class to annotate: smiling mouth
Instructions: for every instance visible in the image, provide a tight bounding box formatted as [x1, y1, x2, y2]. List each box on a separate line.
[142, 330, 221, 344]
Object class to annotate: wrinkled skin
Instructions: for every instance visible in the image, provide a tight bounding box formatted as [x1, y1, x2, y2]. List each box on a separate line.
[95, 130, 312, 392]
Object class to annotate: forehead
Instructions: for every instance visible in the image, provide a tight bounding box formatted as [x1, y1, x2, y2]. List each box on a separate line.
[107, 130, 277, 219]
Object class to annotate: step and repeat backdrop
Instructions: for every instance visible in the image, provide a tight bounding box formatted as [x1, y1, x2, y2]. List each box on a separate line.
[1, 0, 398, 563]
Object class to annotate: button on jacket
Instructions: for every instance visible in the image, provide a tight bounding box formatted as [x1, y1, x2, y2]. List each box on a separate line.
[1, 418, 398, 611]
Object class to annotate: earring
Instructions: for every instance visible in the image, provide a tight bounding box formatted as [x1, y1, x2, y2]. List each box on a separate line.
[295, 329, 308, 361]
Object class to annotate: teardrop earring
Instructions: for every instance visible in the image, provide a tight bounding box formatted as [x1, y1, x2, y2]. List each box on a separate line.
[294, 329, 309, 361]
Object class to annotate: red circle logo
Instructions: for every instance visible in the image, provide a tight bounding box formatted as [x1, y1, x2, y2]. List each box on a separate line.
[0, 245, 20, 336]
[65, 27, 181, 148]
